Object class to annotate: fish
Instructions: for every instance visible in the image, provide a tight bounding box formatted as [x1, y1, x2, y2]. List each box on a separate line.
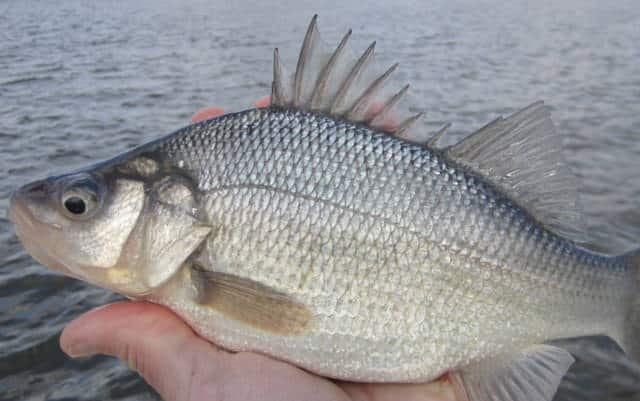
[7, 15, 640, 401]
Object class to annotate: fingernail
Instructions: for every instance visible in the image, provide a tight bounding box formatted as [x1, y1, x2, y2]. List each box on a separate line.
[63, 342, 95, 358]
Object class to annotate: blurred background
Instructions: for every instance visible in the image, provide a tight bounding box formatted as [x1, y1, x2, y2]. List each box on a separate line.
[1, 0, 639, 399]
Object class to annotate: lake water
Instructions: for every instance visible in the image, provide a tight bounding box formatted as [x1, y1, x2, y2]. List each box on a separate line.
[1, 0, 639, 400]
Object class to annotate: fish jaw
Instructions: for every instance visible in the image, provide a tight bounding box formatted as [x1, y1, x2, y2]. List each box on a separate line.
[7, 171, 144, 292]
[8, 178, 117, 284]
[8, 155, 215, 299]
[8, 182, 75, 277]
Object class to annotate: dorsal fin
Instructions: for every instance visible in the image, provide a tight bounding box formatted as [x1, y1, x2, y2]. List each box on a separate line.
[310, 29, 351, 110]
[272, 48, 286, 105]
[445, 102, 587, 242]
[425, 122, 452, 147]
[346, 62, 398, 121]
[271, 16, 428, 137]
[394, 112, 424, 139]
[293, 15, 319, 107]
[368, 84, 409, 127]
[269, 18, 585, 242]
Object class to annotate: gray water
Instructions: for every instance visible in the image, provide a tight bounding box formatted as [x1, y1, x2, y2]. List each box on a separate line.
[1, 0, 640, 400]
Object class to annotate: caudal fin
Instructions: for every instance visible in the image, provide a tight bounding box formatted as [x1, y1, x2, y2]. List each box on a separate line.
[623, 249, 640, 361]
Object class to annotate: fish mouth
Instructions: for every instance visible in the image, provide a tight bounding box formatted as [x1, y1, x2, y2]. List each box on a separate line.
[8, 191, 40, 236]
[8, 191, 76, 277]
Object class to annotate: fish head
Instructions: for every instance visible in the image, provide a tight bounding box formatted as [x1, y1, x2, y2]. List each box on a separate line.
[8, 155, 210, 297]
[8, 168, 147, 294]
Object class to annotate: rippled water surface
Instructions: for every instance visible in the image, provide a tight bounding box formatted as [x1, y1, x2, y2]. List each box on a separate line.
[1, 0, 640, 400]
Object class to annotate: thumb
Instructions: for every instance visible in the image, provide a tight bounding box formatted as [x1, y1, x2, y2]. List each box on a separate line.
[60, 301, 225, 401]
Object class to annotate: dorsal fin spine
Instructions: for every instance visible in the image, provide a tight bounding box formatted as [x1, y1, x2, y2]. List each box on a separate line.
[369, 84, 409, 127]
[272, 48, 285, 105]
[310, 29, 352, 110]
[394, 112, 424, 139]
[330, 41, 376, 115]
[293, 14, 318, 107]
[270, 16, 433, 140]
[426, 122, 452, 147]
[347, 63, 399, 121]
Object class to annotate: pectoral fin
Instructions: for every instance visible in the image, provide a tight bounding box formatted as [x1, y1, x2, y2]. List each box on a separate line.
[190, 265, 312, 335]
[451, 344, 574, 401]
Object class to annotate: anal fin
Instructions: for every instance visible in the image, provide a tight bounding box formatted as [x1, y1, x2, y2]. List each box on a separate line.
[451, 345, 574, 401]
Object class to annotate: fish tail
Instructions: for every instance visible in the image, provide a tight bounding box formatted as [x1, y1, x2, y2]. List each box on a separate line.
[622, 248, 640, 361]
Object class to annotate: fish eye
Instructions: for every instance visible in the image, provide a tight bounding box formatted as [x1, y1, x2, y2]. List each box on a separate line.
[64, 196, 87, 215]
[60, 176, 103, 219]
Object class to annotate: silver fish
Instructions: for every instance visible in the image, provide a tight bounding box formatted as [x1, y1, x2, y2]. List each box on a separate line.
[8, 16, 640, 401]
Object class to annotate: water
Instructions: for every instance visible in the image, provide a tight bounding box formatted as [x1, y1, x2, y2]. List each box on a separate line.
[1, 0, 639, 399]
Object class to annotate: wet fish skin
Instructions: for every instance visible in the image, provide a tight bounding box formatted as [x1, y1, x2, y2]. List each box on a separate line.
[8, 106, 635, 383]
[8, 16, 640, 401]
[137, 106, 630, 381]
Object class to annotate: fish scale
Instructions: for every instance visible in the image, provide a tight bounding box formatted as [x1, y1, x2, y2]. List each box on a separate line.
[8, 17, 640, 401]
[137, 107, 631, 381]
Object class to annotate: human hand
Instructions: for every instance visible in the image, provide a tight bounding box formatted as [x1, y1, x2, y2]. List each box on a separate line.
[61, 301, 456, 401]
[59, 101, 457, 401]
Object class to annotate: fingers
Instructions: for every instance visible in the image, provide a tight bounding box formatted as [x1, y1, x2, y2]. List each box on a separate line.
[216, 351, 352, 401]
[254, 95, 270, 108]
[339, 377, 458, 401]
[191, 106, 226, 123]
[191, 97, 270, 124]
[364, 101, 398, 132]
[59, 301, 350, 401]
[60, 301, 229, 401]
[59, 303, 459, 401]
[190, 96, 403, 134]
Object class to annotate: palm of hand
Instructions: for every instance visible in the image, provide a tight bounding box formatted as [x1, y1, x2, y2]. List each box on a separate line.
[61, 302, 455, 401]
